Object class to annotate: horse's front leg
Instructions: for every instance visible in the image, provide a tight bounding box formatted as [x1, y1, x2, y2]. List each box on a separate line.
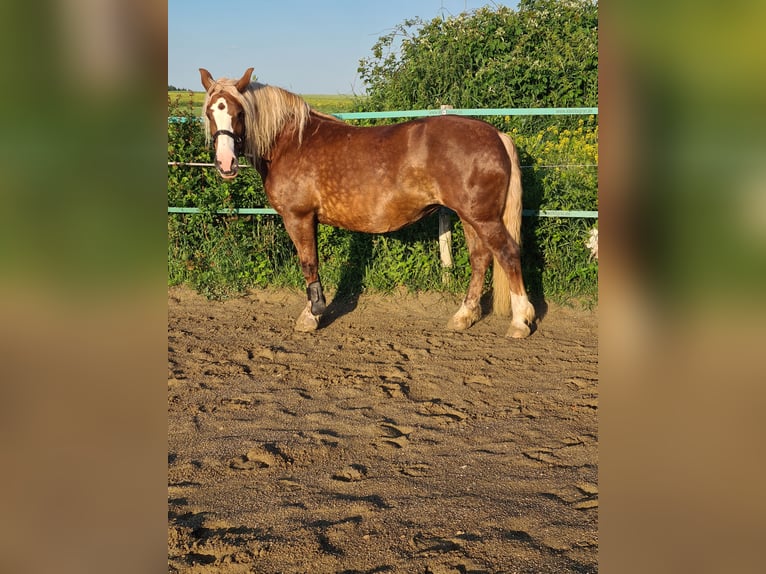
[283, 214, 326, 332]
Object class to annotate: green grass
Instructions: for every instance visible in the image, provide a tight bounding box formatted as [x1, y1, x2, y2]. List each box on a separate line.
[168, 91, 359, 117]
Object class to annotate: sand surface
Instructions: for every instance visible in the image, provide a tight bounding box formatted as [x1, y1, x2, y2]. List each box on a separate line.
[168, 286, 598, 573]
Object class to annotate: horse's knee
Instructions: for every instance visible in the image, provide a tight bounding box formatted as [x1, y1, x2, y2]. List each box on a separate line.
[306, 280, 326, 315]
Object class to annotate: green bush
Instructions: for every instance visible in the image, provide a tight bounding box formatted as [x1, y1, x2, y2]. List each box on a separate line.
[357, 0, 598, 133]
[513, 119, 599, 303]
[167, 93, 282, 299]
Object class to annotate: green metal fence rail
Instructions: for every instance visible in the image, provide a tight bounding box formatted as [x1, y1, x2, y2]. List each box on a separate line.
[332, 106, 598, 120]
[168, 106, 597, 219]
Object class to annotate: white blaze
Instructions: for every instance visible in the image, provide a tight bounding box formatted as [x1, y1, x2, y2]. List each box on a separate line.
[210, 97, 237, 174]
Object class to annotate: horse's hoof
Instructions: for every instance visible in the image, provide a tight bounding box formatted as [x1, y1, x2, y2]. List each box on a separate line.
[506, 322, 531, 339]
[294, 304, 320, 332]
[295, 315, 319, 332]
[446, 317, 468, 331]
[447, 303, 481, 331]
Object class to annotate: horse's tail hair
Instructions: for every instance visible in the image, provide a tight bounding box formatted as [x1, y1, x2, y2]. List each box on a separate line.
[493, 132, 524, 317]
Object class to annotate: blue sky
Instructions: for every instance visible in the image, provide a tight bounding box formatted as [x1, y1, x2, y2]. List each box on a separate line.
[169, 0, 519, 94]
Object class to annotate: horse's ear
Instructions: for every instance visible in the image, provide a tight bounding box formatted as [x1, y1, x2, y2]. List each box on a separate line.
[199, 68, 215, 92]
[235, 68, 254, 93]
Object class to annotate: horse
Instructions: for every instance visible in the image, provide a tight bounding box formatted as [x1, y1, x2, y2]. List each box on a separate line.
[199, 68, 536, 338]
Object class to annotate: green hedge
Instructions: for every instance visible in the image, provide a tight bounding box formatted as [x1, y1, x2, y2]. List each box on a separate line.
[168, 95, 597, 304]
[512, 118, 599, 303]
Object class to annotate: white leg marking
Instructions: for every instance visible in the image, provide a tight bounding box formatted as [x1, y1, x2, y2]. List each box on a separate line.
[507, 292, 534, 338]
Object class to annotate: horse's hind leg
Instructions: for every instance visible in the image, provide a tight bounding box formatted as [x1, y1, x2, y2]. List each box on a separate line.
[447, 221, 491, 331]
[282, 214, 326, 332]
[472, 220, 534, 338]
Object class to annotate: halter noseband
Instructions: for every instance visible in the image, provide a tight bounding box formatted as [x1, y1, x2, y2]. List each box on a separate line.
[212, 129, 244, 153]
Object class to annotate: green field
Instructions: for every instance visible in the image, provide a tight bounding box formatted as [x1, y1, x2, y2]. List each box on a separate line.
[168, 90, 359, 117]
[299, 94, 360, 113]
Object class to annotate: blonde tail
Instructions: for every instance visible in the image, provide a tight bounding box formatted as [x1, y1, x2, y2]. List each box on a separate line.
[493, 132, 524, 317]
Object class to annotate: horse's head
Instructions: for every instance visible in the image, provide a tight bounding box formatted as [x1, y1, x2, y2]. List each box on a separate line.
[199, 67, 253, 179]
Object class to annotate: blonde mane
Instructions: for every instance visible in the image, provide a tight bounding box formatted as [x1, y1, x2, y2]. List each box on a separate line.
[202, 78, 311, 159]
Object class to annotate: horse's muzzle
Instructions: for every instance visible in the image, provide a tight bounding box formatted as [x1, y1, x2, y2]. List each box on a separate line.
[216, 157, 239, 179]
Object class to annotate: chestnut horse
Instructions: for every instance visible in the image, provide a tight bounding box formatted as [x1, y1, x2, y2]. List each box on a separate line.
[199, 68, 535, 338]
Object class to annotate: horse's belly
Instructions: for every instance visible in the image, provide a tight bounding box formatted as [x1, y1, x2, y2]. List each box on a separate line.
[312, 162, 440, 233]
[318, 198, 432, 234]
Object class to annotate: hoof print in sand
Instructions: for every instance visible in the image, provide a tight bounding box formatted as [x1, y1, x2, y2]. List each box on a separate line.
[332, 463, 368, 482]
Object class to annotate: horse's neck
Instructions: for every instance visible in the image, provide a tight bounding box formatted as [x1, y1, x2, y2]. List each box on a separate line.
[264, 118, 305, 161]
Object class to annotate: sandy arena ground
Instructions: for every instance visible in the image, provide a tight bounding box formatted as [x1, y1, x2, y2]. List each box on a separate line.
[168, 286, 598, 573]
